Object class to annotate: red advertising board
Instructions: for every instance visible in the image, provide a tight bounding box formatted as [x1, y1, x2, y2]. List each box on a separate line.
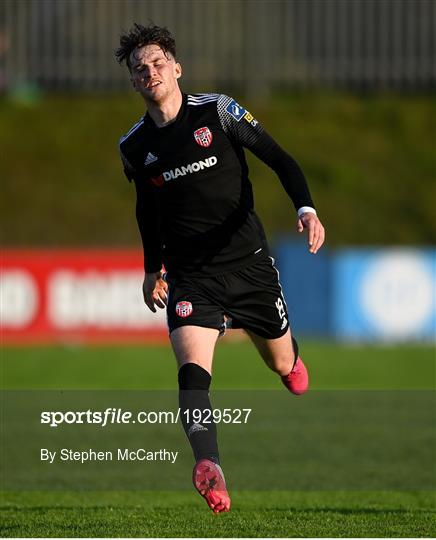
[1, 250, 167, 344]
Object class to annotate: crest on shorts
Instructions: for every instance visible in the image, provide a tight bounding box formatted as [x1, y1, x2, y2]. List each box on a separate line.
[176, 301, 193, 318]
[194, 127, 213, 147]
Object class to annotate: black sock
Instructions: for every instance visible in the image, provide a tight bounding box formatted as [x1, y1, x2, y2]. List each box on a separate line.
[291, 336, 299, 368]
[178, 363, 220, 464]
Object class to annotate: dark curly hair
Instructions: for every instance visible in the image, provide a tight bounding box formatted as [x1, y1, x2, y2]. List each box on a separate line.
[115, 23, 177, 69]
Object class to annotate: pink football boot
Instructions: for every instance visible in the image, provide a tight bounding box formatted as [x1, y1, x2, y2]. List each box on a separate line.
[193, 459, 231, 513]
[281, 356, 309, 395]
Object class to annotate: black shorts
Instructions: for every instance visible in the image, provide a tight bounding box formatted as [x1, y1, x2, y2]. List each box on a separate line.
[166, 256, 290, 339]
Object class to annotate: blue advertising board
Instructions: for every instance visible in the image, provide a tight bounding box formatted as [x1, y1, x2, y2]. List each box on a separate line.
[273, 241, 435, 341]
[274, 239, 330, 336]
[332, 249, 436, 341]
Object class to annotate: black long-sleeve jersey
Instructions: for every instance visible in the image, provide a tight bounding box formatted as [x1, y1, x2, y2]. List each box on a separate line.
[119, 93, 315, 277]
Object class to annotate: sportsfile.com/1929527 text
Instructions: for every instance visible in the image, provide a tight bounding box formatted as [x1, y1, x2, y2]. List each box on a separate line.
[40, 408, 252, 428]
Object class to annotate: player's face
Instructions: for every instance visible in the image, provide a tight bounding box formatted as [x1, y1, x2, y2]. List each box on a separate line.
[129, 44, 182, 103]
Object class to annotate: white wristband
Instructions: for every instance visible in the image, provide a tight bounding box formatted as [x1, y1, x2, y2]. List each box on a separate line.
[297, 206, 317, 218]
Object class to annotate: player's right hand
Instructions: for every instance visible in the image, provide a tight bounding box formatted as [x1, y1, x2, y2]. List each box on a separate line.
[142, 271, 168, 312]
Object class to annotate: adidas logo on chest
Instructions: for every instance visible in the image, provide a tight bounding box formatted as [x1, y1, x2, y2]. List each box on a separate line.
[144, 152, 158, 166]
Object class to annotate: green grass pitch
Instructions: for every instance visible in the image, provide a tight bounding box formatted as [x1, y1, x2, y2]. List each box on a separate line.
[1, 339, 435, 537]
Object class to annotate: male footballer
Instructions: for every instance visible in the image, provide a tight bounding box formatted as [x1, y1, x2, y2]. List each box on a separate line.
[116, 24, 325, 514]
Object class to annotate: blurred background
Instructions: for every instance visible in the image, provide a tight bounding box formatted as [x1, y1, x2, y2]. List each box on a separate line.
[1, 0, 435, 345]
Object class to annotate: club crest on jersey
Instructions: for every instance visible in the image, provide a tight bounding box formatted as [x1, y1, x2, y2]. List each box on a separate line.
[194, 126, 213, 147]
[176, 301, 193, 318]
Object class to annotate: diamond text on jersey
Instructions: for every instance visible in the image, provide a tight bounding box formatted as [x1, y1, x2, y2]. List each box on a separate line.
[154, 156, 218, 184]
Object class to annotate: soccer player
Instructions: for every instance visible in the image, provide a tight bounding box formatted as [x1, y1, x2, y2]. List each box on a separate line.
[116, 24, 325, 514]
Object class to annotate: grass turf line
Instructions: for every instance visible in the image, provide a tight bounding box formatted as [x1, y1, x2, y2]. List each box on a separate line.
[1, 491, 435, 537]
[2, 341, 435, 389]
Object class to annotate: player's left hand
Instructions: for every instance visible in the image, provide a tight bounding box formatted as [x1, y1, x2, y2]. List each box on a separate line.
[297, 213, 325, 254]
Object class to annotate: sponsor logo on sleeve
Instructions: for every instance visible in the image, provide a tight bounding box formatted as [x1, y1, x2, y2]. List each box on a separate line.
[194, 126, 213, 147]
[225, 99, 247, 121]
[244, 111, 258, 127]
